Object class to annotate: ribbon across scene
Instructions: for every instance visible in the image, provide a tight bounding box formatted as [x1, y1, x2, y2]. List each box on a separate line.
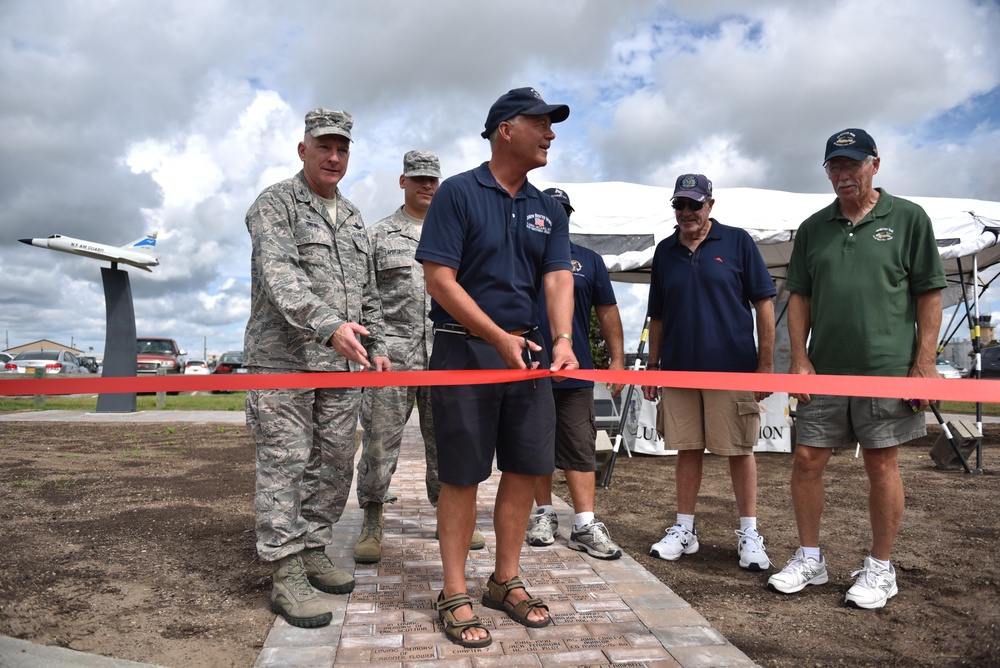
[1, 369, 998, 403]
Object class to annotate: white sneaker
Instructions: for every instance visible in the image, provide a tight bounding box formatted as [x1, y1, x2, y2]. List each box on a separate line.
[845, 557, 898, 609]
[736, 528, 771, 571]
[649, 524, 699, 561]
[767, 548, 829, 594]
[526, 509, 558, 546]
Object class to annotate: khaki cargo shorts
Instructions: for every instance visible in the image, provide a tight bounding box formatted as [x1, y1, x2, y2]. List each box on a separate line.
[658, 387, 761, 456]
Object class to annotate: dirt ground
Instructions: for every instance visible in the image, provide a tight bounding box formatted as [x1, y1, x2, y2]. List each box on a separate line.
[0, 420, 997, 668]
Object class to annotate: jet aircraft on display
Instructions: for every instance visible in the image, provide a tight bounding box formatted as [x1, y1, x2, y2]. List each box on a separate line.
[19, 233, 159, 272]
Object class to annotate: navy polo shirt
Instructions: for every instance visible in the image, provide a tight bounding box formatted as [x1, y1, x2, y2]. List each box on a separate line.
[538, 242, 617, 388]
[647, 219, 775, 373]
[416, 162, 571, 331]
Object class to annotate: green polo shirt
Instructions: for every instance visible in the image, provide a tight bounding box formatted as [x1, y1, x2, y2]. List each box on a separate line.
[786, 188, 946, 376]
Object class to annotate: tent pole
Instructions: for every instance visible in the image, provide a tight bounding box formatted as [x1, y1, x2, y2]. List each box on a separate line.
[602, 317, 650, 490]
[973, 255, 983, 469]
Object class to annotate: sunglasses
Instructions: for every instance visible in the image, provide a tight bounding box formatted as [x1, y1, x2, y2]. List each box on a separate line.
[671, 199, 705, 212]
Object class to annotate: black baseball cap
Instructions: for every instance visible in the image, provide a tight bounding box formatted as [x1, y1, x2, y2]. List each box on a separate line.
[543, 187, 574, 214]
[481, 87, 570, 139]
[824, 128, 878, 163]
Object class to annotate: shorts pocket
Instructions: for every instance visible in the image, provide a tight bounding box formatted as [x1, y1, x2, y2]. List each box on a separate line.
[737, 401, 762, 446]
[871, 396, 911, 421]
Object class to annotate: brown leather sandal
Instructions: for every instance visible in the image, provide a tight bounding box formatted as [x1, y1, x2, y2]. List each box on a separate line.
[481, 573, 552, 627]
[437, 591, 492, 648]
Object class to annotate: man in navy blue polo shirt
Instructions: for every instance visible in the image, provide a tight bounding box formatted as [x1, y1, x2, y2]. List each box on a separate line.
[415, 87, 577, 648]
[640, 173, 776, 573]
[528, 187, 626, 560]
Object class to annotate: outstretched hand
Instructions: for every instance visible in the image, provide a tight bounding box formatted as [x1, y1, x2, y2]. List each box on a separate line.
[329, 322, 371, 368]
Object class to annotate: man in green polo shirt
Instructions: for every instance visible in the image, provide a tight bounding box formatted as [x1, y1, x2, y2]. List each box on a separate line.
[767, 128, 946, 610]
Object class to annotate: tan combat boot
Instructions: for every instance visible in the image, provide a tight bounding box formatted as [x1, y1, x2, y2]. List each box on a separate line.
[354, 502, 384, 563]
[270, 553, 333, 628]
[434, 526, 487, 550]
[301, 546, 355, 594]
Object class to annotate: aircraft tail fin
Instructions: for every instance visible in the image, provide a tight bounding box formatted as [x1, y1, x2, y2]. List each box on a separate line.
[124, 232, 158, 255]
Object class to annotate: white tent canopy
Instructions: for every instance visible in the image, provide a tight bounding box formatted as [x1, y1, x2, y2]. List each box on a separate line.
[538, 181, 1000, 297]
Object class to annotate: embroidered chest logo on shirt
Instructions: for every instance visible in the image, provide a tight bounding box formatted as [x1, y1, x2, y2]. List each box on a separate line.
[571, 259, 582, 273]
[526, 213, 552, 234]
[873, 227, 895, 242]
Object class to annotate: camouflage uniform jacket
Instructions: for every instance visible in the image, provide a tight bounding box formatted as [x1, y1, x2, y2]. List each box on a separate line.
[244, 170, 386, 371]
[367, 206, 433, 370]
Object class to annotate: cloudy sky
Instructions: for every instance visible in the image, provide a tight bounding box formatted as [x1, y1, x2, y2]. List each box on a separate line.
[2, 0, 999, 361]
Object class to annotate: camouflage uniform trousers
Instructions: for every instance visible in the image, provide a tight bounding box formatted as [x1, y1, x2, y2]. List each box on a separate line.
[247, 381, 362, 562]
[356, 383, 439, 508]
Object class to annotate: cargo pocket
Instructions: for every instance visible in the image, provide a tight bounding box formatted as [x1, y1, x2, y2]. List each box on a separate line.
[737, 400, 763, 447]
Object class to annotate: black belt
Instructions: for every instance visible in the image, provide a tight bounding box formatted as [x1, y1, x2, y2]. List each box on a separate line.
[434, 323, 538, 338]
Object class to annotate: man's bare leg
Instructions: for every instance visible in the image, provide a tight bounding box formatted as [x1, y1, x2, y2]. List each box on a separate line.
[437, 482, 487, 643]
[494, 471, 548, 624]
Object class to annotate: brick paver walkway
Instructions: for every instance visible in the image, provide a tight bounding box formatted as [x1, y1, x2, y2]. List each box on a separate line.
[253, 420, 760, 668]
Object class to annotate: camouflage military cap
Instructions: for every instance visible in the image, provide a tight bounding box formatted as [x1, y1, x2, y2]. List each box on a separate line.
[304, 108, 353, 141]
[402, 150, 441, 178]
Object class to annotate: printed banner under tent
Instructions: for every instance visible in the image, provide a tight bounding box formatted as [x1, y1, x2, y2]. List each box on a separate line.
[619, 388, 792, 456]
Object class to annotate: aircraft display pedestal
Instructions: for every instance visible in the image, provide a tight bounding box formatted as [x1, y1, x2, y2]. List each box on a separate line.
[96, 266, 137, 413]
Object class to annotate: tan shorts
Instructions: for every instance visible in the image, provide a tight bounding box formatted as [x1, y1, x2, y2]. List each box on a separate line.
[658, 388, 761, 456]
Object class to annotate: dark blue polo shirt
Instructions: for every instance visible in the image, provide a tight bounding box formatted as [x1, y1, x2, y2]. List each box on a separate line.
[539, 242, 617, 388]
[416, 162, 571, 331]
[647, 219, 775, 373]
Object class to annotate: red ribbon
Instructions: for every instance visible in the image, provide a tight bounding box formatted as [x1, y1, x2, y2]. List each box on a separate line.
[1, 369, 997, 403]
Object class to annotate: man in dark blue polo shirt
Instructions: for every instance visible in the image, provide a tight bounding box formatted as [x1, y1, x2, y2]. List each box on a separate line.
[528, 187, 626, 560]
[640, 173, 776, 573]
[415, 87, 577, 648]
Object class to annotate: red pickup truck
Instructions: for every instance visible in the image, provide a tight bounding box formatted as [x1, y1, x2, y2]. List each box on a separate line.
[136, 337, 186, 374]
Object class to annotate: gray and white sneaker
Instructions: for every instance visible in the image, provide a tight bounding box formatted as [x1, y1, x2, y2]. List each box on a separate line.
[845, 557, 898, 609]
[736, 528, 771, 571]
[767, 548, 829, 594]
[649, 524, 699, 561]
[526, 509, 558, 546]
[568, 520, 623, 560]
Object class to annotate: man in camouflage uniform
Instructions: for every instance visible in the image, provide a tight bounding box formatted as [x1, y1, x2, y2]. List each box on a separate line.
[354, 150, 486, 563]
[244, 108, 390, 629]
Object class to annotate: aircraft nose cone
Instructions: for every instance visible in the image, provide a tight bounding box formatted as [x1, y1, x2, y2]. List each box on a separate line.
[18, 238, 32, 245]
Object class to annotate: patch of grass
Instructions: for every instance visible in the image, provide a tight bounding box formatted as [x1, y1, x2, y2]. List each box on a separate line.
[52, 474, 77, 490]
[0, 392, 247, 413]
[937, 401, 1000, 416]
[11, 474, 41, 490]
[124, 445, 144, 459]
[10, 472, 78, 491]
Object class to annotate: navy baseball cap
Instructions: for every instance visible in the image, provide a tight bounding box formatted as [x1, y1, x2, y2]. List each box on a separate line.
[824, 128, 878, 163]
[672, 174, 713, 203]
[543, 187, 574, 214]
[481, 87, 570, 139]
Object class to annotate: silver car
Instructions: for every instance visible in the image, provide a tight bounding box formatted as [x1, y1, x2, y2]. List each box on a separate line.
[4, 349, 83, 374]
[934, 359, 963, 379]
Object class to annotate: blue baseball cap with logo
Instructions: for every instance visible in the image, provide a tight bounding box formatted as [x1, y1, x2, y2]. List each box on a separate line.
[482, 87, 570, 139]
[672, 174, 713, 203]
[824, 128, 878, 163]
[542, 187, 574, 214]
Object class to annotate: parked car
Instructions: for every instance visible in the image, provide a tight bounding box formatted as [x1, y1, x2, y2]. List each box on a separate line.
[184, 359, 211, 375]
[4, 349, 83, 374]
[211, 350, 245, 393]
[136, 337, 186, 374]
[935, 358, 963, 379]
[79, 355, 100, 373]
[981, 346, 1000, 379]
[0, 352, 12, 366]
